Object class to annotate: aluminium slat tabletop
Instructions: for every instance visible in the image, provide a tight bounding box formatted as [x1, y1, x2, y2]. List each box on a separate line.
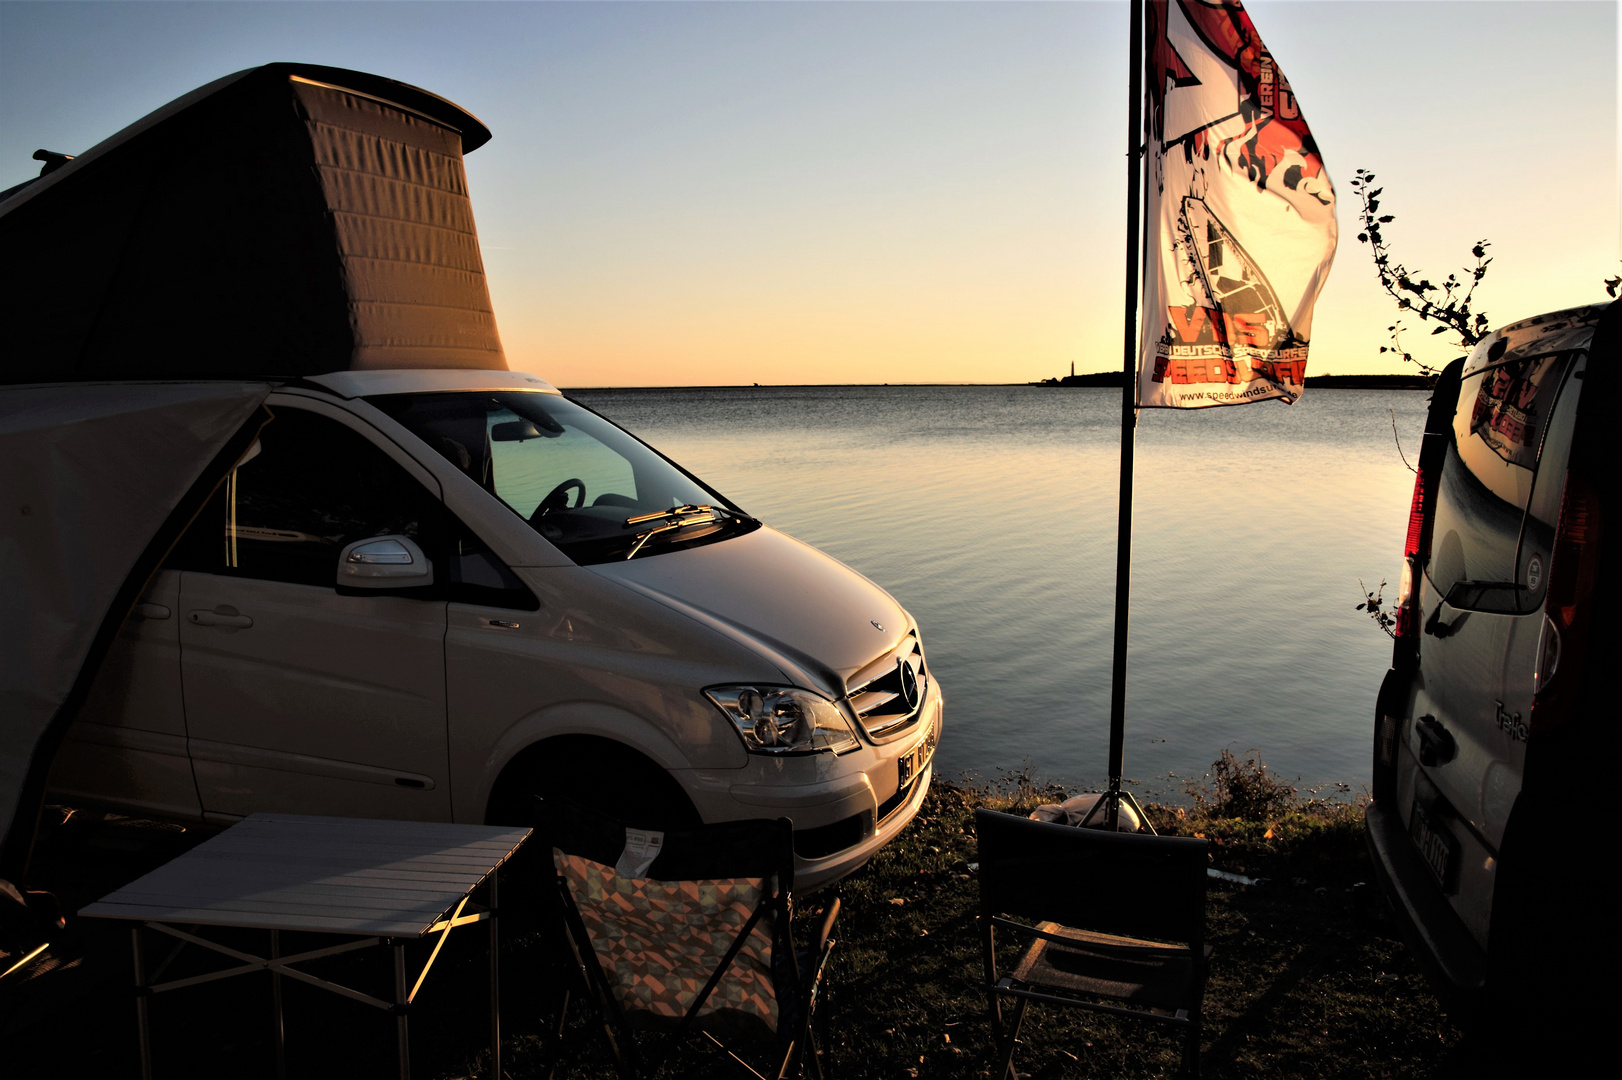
[81, 812, 530, 936]
[79, 812, 533, 1080]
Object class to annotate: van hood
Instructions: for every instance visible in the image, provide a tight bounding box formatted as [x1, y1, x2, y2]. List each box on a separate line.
[588, 525, 910, 690]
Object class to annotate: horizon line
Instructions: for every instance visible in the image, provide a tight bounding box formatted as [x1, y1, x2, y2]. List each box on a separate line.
[556, 373, 1428, 391]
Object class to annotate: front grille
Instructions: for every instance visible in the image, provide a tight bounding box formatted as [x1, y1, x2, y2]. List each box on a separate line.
[845, 634, 928, 740]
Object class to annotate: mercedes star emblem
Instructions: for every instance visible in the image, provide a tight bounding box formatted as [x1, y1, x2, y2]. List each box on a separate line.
[896, 657, 920, 711]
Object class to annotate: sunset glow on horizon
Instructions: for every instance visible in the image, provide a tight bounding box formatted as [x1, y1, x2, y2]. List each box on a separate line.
[3, 1, 1615, 387]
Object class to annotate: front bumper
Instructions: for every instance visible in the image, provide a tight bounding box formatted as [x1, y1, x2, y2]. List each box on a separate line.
[682, 682, 943, 891]
[1364, 799, 1486, 1011]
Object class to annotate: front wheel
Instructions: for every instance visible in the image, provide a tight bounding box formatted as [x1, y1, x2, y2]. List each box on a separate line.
[486, 736, 701, 832]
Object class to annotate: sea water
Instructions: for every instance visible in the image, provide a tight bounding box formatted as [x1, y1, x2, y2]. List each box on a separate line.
[569, 384, 1429, 799]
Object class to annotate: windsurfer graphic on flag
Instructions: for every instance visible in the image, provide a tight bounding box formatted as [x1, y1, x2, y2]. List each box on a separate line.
[1139, 0, 1337, 408]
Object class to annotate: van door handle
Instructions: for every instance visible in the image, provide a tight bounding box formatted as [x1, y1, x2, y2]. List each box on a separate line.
[1415, 715, 1457, 767]
[133, 603, 171, 621]
[188, 608, 253, 629]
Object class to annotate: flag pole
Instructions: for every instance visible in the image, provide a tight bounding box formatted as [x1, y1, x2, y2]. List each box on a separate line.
[1105, 0, 1145, 831]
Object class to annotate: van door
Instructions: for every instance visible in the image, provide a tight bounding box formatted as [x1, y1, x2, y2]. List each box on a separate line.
[171, 403, 451, 821]
[1411, 349, 1583, 935]
[47, 570, 202, 819]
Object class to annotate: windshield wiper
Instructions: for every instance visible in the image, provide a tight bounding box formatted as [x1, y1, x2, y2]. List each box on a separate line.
[624, 504, 718, 527]
[622, 505, 736, 560]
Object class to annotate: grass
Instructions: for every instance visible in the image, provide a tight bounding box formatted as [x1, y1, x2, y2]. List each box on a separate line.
[798, 773, 1462, 1080]
[491, 754, 1466, 1079]
[4, 756, 1471, 1078]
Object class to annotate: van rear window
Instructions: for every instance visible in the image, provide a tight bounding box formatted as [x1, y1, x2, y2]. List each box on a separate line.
[1426, 351, 1579, 612]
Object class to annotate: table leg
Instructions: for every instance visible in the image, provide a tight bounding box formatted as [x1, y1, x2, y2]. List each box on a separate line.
[489, 873, 501, 1080]
[394, 940, 411, 1080]
[270, 929, 286, 1080]
[133, 927, 152, 1080]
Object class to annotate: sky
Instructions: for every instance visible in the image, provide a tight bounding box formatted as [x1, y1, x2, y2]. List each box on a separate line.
[1, 1, 1615, 386]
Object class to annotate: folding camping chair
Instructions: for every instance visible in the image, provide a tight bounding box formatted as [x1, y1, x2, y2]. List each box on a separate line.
[538, 799, 838, 1080]
[975, 809, 1212, 1079]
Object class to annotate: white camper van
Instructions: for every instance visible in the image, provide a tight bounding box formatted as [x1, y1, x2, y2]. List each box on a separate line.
[47, 370, 942, 889]
[2, 64, 940, 893]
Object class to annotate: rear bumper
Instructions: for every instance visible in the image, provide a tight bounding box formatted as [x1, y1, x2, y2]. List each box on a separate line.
[1364, 800, 1486, 1013]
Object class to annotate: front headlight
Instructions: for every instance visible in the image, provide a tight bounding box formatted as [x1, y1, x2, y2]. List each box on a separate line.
[704, 685, 860, 754]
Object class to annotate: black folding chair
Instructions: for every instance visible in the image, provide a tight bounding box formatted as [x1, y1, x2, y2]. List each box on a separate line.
[538, 799, 838, 1080]
[975, 808, 1212, 1078]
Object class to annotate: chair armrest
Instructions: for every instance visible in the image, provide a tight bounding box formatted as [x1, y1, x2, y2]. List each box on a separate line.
[814, 897, 840, 956]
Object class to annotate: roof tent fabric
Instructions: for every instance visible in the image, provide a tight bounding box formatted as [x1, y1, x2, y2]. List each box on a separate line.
[0, 383, 272, 884]
[0, 63, 506, 383]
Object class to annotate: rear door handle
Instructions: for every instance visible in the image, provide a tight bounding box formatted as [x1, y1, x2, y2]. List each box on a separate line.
[188, 609, 253, 629]
[1415, 714, 1457, 767]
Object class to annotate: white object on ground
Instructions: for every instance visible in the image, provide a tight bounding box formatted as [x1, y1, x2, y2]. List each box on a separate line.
[1029, 793, 1142, 832]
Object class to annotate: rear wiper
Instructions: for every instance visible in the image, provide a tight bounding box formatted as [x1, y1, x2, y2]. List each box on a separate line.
[622, 505, 736, 560]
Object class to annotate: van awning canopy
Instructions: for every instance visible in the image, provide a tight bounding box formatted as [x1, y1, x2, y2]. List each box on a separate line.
[0, 381, 272, 890]
[0, 63, 508, 383]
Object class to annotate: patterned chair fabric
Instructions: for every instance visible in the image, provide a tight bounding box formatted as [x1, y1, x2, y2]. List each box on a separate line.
[553, 851, 780, 1040]
[540, 800, 835, 1079]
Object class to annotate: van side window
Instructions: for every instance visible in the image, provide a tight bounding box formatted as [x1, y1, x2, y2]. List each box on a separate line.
[1427, 351, 1576, 612]
[170, 408, 441, 588]
[446, 521, 540, 610]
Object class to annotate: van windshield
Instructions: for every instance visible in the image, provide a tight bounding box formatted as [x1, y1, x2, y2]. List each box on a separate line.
[370, 391, 756, 564]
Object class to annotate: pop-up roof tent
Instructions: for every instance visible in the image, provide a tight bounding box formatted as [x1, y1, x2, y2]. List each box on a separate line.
[0, 64, 508, 941]
[2, 61, 506, 379]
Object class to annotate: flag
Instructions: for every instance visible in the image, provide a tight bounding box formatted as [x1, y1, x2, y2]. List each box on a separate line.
[1139, 0, 1337, 408]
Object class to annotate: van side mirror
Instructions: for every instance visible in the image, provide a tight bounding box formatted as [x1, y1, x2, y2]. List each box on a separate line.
[338, 535, 434, 588]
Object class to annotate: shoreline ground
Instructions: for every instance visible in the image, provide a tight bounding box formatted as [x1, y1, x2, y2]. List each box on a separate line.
[2, 760, 1468, 1078]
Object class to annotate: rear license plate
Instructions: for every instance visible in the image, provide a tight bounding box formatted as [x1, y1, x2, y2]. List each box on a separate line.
[1409, 797, 1459, 893]
[897, 717, 938, 788]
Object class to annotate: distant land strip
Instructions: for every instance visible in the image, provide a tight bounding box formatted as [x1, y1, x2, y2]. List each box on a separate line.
[561, 374, 1433, 392]
[1031, 371, 1431, 389]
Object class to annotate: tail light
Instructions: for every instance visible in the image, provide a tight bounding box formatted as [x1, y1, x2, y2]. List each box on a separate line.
[1392, 360, 1459, 662]
[1531, 474, 1601, 736]
[1393, 454, 1437, 654]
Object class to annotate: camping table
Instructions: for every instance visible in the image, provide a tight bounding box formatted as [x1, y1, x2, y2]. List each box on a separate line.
[80, 812, 531, 1080]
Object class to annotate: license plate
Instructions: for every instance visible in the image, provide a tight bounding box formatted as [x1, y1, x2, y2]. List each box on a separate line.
[898, 717, 938, 788]
[1409, 797, 1459, 893]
